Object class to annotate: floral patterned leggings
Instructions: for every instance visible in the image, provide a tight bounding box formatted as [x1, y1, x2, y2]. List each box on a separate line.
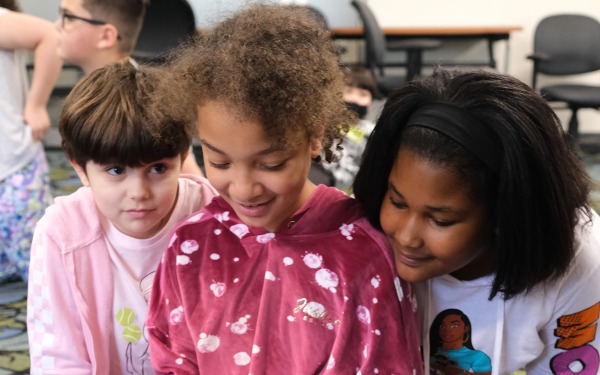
[0, 146, 53, 283]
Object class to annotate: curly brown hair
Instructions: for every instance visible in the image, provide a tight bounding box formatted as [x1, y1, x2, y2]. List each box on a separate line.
[153, 3, 354, 162]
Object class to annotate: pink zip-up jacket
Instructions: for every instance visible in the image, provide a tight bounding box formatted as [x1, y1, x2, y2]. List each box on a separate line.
[27, 175, 217, 374]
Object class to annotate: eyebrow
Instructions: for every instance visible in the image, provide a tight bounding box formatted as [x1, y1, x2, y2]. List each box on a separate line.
[59, 7, 76, 14]
[200, 139, 284, 156]
[388, 183, 465, 214]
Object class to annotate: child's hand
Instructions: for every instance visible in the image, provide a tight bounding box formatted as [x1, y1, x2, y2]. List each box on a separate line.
[23, 104, 51, 141]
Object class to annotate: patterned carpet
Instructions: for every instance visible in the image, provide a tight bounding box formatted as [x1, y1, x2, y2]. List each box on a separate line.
[46, 149, 83, 197]
[0, 282, 28, 375]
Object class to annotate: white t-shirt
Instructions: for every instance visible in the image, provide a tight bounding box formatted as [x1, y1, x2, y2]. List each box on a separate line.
[104, 177, 216, 375]
[106, 224, 165, 375]
[416, 210, 600, 374]
[0, 7, 38, 181]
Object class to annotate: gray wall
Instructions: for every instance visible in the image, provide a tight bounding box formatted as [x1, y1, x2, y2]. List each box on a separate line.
[19, 0, 59, 20]
[19, 0, 359, 28]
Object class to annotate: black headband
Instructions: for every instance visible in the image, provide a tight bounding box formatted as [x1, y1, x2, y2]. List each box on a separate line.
[405, 102, 502, 173]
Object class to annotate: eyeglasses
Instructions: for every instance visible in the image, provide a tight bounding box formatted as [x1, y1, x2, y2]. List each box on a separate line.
[59, 8, 107, 28]
[59, 8, 122, 40]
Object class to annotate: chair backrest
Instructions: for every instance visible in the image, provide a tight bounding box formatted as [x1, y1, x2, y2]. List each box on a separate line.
[133, 0, 197, 64]
[350, 0, 387, 70]
[305, 6, 329, 30]
[309, 161, 336, 187]
[533, 14, 600, 75]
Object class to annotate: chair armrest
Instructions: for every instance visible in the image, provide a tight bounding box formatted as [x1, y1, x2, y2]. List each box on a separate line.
[527, 52, 550, 90]
[387, 38, 441, 51]
[526, 52, 550, 63]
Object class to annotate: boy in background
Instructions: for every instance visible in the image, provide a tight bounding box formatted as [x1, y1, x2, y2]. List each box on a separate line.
[323, 64, 377, 194]
[55, 0, 204, 174]
[56, 0, 144, 75]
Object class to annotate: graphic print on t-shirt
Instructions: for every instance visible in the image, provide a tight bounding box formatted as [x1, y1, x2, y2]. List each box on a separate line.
[551, 302, 600, 374]
[429, 308, 492, 374]
[116, 306, 150, 375]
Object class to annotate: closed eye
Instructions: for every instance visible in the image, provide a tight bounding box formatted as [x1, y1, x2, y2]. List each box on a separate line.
[431, 218, 455, 227]
[260, 161, 286, 171]
[209, 161, 230, 170]
[389, 197, 407, 209]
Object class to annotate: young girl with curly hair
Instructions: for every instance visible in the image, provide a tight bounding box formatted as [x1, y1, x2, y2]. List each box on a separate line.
[145, 4, 422, 374]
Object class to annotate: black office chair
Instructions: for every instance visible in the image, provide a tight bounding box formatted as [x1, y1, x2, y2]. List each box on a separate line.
[304, 6, 329, 30]
[527, 14, 600, 147]
[289, 5, 347, 57]
[309, 161, 336, 187]
[350, 0, 441, 97]
[132, 0, 197, 65]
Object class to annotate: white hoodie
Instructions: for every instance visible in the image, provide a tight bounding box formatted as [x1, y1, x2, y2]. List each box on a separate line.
[416, 210, 600, 374]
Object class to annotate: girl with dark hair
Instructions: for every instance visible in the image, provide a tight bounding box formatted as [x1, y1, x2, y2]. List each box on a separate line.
[353, 68, 600, 373]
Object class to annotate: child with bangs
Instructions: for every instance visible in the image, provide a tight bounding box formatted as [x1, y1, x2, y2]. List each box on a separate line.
[26, 61, 217, 374]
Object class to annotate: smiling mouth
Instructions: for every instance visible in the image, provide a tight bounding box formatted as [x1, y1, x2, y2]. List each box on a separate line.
[241, 202, 265, 208]
[394, 250, 432, 267]
[235, 199, 272, 217]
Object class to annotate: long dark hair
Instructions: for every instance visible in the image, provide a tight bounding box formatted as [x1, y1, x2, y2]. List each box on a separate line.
[353, 68, 592, 299]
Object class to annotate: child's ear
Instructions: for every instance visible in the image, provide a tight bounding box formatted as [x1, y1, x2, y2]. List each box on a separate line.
[309, 138, 322, 159]
[97, 24, 120, 49]
[69, 160, 90, 187]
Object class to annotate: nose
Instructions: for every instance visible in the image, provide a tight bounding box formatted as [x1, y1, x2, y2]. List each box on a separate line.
[229, 169, 262, 203]
[393, 214, 424, 249]
[127, 176, 151, 200]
